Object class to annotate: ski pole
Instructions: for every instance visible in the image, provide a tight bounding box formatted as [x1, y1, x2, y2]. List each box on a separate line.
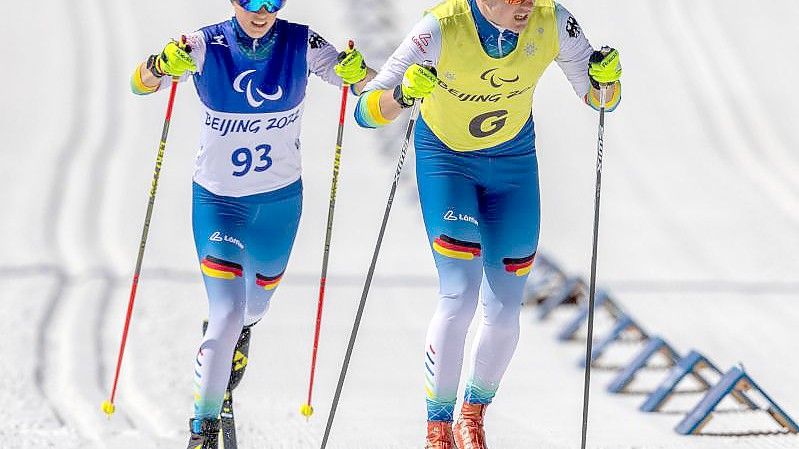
[301, 40, 355, 420]
[579, 82, 609, 448]
[102, 77, 180, 418]
[320, 73, 432, 448]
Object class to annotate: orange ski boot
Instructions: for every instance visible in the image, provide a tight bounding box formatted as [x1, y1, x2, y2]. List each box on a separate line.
[426, 420, 456, 449]
[453, 403, 487, 449]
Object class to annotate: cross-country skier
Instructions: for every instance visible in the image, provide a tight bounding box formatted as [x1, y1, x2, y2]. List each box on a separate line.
[131, 1, 375, 447]
[354, 1, 621, 447]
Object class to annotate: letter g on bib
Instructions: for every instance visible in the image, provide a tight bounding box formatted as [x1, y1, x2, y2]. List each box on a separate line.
[469, 110, 509, 138]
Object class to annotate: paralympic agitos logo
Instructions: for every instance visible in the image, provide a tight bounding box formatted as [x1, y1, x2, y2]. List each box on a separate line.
[234, 70, 284, 108]
[480, 68, 520, 88]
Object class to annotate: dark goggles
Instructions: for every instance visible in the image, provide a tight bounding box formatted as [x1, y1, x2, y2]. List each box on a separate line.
[237, 0, 285, 13]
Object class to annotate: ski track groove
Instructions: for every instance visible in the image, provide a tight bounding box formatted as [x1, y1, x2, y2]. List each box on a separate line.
[33, 0, 91, 433]
[34, 267, 67, 427]
[85, 0, 123, 406]
[657, 0, 799, 227]
[35, 0, 142, 444]
[88, 0, 125, 418]
[56, 0, 125, 437]
[689, 2, 799, 196]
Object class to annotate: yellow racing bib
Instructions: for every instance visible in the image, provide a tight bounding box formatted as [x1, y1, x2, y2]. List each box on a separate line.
[421, 0, 559, 151]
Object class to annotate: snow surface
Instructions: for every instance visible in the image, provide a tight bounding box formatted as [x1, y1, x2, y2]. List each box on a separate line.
[1, 0, 797, 447]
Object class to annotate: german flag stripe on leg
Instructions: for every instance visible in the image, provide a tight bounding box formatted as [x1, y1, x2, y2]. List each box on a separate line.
[433, 235, 481, 260]
[503, 252, 536, 276]
[256, 271, 285, 291]
[201, 256, 243, 279]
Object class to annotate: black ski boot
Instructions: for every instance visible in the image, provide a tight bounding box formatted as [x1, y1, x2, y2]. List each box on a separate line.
[228, 324, 252, 390]
[201, 320, 253, 391]
[186, 417, 220, 449]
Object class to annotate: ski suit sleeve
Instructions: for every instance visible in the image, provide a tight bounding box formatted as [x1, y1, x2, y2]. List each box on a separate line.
[354, 14, 442, 128]
[306, 29, 345, 88]
[554, 3, 620, 111]
[131, 31, 206, 95]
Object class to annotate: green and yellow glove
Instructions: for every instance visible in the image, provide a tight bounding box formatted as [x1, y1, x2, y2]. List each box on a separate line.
[394, 64, 438, 108]
[588, 47, 622, 89]
[148, 37, 196, 78]
[334, 47, 368, 85]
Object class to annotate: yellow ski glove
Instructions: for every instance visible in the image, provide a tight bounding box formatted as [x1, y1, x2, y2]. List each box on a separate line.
[334, 47, 368, 85]
[149, 37, 196, 78]
[588, 47, 622, 89]
[394, 64, 438, 108]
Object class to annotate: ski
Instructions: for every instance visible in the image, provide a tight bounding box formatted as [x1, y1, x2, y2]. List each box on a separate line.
[220, 389, 237, 449]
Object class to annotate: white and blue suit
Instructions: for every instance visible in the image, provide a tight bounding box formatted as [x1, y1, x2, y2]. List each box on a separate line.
[144, 17, 348, 420]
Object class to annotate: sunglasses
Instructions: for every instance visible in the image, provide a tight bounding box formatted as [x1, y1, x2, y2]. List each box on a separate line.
[237, 0, 285, 13]
[504, 0, 525, 4]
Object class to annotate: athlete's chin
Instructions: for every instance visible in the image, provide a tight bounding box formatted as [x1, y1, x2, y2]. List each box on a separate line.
[509, 19, 530, 33]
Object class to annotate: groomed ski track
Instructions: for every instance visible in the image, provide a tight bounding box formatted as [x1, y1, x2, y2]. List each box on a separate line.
[1, 0, 797, 448]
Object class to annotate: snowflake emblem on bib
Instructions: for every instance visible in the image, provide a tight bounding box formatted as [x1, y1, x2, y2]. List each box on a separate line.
[525, 42, 537, 57]
[445, 71, 457, 81]
[538, 27, 545, 35]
